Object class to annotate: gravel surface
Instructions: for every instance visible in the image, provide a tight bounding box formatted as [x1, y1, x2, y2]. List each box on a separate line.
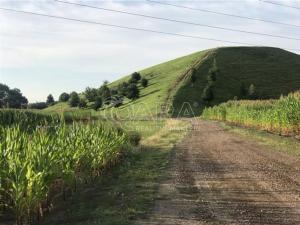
[137, 120, 300, 225]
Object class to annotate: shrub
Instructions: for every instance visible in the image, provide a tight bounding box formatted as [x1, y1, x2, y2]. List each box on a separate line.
[126, 83, 140, 100]
[27, 102, 48, 109]
[141, 78, 148, 87]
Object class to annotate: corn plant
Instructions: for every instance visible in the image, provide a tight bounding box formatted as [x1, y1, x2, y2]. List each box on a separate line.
[0, 120, 130, 225]
[202, 91, 300, 136]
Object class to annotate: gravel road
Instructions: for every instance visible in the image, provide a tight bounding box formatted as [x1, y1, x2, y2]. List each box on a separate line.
[138, 120, 300, 225]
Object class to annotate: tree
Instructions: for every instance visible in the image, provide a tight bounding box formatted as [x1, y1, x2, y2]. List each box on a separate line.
[69, 92, 80, 107]
[132, 72, 141, 81]
[201, 86, 214, 101]
[129, 72, 141, 83]
[46, 94, 55, 105]
[248, 84, 257, 99]
[126, 83, 139, 100]
[141, 78, 148, 87]
[98, 84, 111, 103]
[117, 82, 129, 96]
[92, 96, 102, 111]
[59, 92, 70, 102]
[78, 98, 87, 108]
[0, 85, 28, 108]
[84, 87, 98, 102]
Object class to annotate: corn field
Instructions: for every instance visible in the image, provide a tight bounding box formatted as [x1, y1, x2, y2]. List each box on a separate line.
[202, 91, 300, 136]
[0, 118, 130, 225]
[0, 110, 60, 131]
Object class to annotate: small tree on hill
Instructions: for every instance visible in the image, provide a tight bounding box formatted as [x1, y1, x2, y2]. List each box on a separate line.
[248, 84, 257, 99]
[132, 72, 141, 81]
[117, 82, 129, 96]
[126, 83, 139, 100]
[141, 78, 148, 87]
[98, 84, 111, 103]
[46, 94, 55, 105]
[69, 92, 80, 107]
[92, 96, 103, 111]
[59, 92, 70, 102]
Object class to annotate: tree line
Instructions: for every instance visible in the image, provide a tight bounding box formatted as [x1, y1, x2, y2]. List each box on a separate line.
[2, 72, 149, 110]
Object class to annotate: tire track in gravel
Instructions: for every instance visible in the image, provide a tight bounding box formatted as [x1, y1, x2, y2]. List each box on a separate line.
[137, 119, 300, 225]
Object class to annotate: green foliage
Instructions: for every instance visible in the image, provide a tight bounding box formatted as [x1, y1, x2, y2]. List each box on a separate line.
[248, 84, 257, 100]
[190, 68, 197, 84]
[126, 83, 140, 100]
[59, 92, 70, 102]
[202, 91, 300, 136]
[141, 78, 149, 87]
[78, 98, 87, 108]
[130, 72, 141, 83]
[0, 121, 129, 224]
[98, 84, 111, 104]
[201, 85, 214, 101]
[69, 92, 80, 107]
[0, 109, 60, 131]
[0, 83, 28, 108]
[239, 82, 247, 98]
[46, 94, 55, 105]
[84, 87, 98, 102]
[27, 102, 48, 110]
[92, 96, 103, 111]
[173, 47, 300, 116]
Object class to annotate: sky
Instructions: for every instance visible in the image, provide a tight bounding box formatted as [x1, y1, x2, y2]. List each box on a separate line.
[0, 0, 300, 102]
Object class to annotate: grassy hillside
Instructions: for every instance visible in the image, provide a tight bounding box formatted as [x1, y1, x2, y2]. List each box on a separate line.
[172, 47, 300, 116]
[46, 47, 300, 118]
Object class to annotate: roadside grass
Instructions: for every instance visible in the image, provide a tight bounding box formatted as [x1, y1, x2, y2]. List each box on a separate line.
[43, 119, 190, 225]
[221, 122, 300, 157]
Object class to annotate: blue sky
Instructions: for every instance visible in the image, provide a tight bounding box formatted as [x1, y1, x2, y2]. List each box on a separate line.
[0, 0, 300, 102]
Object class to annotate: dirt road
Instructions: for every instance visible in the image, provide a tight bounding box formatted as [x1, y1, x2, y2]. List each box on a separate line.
[138, 120, 300, 225]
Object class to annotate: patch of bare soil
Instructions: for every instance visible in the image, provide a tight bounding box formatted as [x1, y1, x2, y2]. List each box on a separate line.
[137, 120, 300, 225]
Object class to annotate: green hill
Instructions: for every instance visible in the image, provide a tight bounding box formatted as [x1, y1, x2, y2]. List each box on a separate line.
[46, 47, 300, 118]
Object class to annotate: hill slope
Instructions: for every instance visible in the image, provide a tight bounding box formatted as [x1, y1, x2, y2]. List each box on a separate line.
[172, 47, 300, 116]
[46, 47, 300, 118]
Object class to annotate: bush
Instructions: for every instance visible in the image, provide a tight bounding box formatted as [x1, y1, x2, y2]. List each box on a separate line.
[141, 78, 148, 87]
[92, 96, 103, 111]
[85, 87, 98, 102]
[127, 131, 141, 146]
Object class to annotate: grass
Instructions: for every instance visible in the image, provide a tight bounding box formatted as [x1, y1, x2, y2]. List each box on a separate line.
[46, 47, 300, 118]
[43, 119, 190, 225]
[221, 122, 300, 157]
[173, 47, 300, 116]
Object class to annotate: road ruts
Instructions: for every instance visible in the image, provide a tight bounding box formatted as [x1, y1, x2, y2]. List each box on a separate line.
[137, 120, 300, 225]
